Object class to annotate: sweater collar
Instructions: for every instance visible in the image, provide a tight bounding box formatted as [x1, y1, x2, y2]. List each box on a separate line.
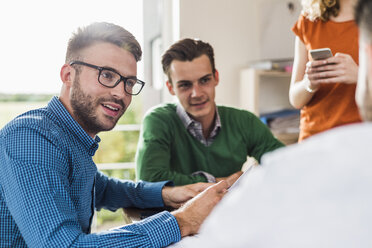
[176, 103, 221, 146]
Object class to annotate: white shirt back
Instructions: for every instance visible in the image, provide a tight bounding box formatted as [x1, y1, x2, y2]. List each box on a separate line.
[171, 123, 372, 248]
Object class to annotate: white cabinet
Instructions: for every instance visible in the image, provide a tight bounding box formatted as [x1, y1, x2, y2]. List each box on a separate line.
[240, 68, 298, 144]
[240, 68, 293, 115]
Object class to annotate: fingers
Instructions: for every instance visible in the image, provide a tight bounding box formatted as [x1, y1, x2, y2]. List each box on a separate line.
[308, 53, 350, 68]
[215, 176, 226, 183]
[308, 69, 341, 80]
[226, 171, 243, 187]
[179, 182, 214, 199]
[172, 181, 229, 237]
[334, 52, 349, 58]
[164, 181, 228, 210]
[235, 171, 244, 176]
[184, 181, 227, 206]
[171, 203, 183, 209]
[209, 180, 229, 194]
[188, 182, 213, 193]
[180, 186, 199, 199]
[323, 53, 354, 68]
[306, 60, 327, 69]
[307, 61, 339, 73]
[306, 57, 348, 84]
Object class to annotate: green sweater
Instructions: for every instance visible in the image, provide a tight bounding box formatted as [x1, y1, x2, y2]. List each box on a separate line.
[136, 104, 284, 185]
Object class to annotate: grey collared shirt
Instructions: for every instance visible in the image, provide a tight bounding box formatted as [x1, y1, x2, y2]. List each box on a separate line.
[176, 104, 221, 183]
[176, 104, 221, 147]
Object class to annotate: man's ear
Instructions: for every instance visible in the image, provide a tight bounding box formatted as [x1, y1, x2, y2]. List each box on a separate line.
[60, 64, 74, 87]
[166, 81, 176, 95]
[214, 69, 219, 86]
[365, 43, 372, 100]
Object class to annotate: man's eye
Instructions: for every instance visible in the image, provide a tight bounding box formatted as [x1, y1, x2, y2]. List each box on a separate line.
[126, 79, 136, 88]
[200, 77, 211, 84]
[178, 83, 192, 89]
[101, 70, 115, 80]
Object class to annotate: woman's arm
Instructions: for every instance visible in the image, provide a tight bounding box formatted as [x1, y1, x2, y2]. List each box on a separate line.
[289, 37, 317, 109]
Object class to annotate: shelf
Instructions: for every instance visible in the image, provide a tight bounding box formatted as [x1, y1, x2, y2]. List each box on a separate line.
[240, 68, 298, 145]
[248, 69, 291, 77]
[240, 68, 293, 116]
[273, 131, 299, 145]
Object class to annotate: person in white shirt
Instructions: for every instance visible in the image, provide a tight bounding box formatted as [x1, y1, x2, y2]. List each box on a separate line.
[171, 0, 372, 247]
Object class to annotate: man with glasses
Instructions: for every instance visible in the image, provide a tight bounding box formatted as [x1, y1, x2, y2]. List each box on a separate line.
[136, 38, 284, 186]
[0, 22, 228, 247]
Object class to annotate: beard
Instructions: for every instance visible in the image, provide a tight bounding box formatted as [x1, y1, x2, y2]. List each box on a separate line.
[70, 76, 126, 134]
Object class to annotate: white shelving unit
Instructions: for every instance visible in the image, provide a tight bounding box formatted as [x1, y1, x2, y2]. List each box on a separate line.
[240, 68, 298, 144]
[240, 68, 293, 115]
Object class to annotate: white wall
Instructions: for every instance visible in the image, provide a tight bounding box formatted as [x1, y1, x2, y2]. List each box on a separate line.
[177, 0, 300, 107]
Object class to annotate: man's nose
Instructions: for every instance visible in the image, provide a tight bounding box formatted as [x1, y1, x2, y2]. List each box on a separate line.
[110, 80, 128, 99]
[191, 83, 202, 97]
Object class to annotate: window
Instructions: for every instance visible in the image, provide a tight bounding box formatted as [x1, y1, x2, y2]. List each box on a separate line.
[0, 0, 144, 232]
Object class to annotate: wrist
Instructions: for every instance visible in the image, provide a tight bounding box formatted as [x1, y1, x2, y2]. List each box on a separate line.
[172, 211, 191, 237]
[162, 187, 171, 207]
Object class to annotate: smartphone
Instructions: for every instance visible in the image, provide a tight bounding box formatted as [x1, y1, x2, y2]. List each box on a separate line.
[310, 48, 333, 60]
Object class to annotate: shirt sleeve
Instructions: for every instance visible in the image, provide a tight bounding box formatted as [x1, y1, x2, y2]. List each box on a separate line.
[95, 171, 173, 211]
[292, 14, 306, 44]
[191, 171, 216, 183]
[136, 111, 208, 185]
[73, 211, 181, 247]
[0, 125, 181, 247]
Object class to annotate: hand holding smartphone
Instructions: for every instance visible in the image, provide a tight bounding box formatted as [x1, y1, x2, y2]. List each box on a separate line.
[310, 48, 333, 61]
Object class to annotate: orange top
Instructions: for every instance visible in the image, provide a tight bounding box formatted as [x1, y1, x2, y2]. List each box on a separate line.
[292, 15, 362, 141]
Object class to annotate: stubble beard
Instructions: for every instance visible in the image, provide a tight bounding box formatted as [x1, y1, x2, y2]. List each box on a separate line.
[70, 76, 125, 134]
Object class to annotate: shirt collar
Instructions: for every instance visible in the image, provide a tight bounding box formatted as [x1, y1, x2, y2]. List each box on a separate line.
[176, 103, 221, 132]
[48, 96, 100, 156]
[176, 104, 193, 128]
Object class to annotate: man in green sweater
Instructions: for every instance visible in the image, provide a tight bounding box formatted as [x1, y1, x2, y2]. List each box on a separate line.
[136, 38, 284, 185]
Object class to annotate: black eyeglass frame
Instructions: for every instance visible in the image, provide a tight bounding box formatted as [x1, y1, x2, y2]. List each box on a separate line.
[69, 60, 145, 96]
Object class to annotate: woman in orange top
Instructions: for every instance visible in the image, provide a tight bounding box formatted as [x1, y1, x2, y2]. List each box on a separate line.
[290, 0, 361, 141]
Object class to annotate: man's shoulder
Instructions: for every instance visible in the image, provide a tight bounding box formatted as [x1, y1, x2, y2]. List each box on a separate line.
[217, 105, 257, 120]
[147, 103, 177, 114]
[144, 103, 178, 121]
[217, 105, 254, 114]
[141, 103, 182, 137]
[0, 107, 61, 139]
[262, 123, 372, 165]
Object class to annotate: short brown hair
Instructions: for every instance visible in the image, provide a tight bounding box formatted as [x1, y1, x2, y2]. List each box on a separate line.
[65, 22, 142, 63]
[161, 38, 216, 83]
[355, 0, 372, 43]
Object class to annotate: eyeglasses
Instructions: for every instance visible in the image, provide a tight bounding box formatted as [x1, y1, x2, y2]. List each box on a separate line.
[69, 60, 145, 95]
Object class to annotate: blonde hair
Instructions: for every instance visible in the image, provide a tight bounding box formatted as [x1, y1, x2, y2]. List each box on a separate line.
[301, 0, 340, 21]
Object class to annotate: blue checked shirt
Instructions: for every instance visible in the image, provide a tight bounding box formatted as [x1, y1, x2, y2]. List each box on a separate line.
[0, 96, 181, 247]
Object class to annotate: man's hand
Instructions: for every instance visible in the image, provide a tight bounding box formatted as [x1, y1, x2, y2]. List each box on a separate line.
[216, 171, 243, 187]
[171, 181, 229, 237]
[162, 182, 212, 209]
